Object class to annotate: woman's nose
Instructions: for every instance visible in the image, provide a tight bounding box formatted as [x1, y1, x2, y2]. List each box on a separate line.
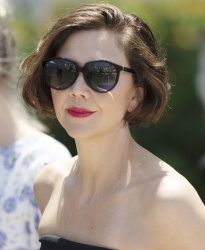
[68, 72, 91, 99]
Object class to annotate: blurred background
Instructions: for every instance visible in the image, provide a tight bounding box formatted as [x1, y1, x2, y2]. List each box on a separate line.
[6, 0, 205, 201]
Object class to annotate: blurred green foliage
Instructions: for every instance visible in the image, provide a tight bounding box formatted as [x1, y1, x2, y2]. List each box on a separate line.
[10, 0, 205, 201]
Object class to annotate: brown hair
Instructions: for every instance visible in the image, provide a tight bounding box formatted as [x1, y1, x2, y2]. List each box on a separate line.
[21, 3, 170, 127]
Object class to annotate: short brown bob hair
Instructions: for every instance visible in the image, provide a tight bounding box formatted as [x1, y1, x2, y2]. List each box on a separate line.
[21, 3, 170, 127]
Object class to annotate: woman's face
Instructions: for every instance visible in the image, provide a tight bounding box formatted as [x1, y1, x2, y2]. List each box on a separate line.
[51, 29, 141, 140]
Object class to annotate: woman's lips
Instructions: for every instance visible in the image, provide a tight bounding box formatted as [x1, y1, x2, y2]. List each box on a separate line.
[67, 107, 95, 118]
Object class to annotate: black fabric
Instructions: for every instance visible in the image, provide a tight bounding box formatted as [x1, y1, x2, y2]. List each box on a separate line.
[39, 235, 115, 250]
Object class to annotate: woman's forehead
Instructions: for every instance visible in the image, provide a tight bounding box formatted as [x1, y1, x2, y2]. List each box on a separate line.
[57, 29, 129, 66]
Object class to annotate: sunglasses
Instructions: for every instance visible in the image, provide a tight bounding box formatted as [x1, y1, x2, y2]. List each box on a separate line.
[42, 57, 135, 93]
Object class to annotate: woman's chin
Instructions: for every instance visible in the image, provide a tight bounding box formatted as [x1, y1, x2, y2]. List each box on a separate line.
[64, 127, 95, 141]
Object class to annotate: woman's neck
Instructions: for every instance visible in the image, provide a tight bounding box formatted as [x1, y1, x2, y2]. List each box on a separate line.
[0, 97, 37, 146]
[73, 124, 139, 200]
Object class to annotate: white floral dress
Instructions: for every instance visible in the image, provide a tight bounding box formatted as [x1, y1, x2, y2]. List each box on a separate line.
[0, 133, 72, 250]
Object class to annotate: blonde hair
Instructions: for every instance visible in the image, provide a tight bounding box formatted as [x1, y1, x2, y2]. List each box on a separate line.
[0, 0, 47, 132]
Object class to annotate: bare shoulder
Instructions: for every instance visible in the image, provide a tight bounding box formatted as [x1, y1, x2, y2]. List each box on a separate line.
[34, 155, 78, 213]
[146, 161, 205, 249]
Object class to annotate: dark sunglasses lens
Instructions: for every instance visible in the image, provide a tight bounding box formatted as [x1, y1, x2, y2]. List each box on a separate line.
[85, 61, 117, 92]
[44, 59, 76, 90]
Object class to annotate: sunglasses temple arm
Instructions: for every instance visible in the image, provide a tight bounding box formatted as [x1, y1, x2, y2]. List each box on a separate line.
[123, 67, 135, 74]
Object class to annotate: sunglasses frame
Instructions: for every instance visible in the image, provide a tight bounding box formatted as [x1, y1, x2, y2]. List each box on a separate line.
[42, 57, 135, 93]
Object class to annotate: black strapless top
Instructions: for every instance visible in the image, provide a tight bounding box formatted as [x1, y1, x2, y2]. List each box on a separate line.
[39, 235, 115, 250]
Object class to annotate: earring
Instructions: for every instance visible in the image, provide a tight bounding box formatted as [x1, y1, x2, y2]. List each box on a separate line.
[128, 106, 135, 112]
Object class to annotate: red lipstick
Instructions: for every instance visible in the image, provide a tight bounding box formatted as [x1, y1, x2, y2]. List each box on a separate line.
[67, 107, 95, 118]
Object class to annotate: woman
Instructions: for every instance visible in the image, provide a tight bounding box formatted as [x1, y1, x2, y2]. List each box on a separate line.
[21, 3, 205, 250]
[0, 1, 71, 249]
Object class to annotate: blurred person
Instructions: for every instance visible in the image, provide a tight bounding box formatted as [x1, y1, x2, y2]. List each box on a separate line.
[0, 1, 72, 249]
[21, 3, 205, 250]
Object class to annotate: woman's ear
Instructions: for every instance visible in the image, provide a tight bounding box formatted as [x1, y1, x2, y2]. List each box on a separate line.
[128, 86, 144, 112]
